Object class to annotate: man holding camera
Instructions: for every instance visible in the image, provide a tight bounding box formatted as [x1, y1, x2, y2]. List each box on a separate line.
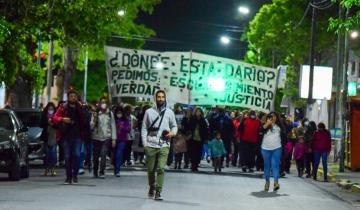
[141, 90, 177, 201]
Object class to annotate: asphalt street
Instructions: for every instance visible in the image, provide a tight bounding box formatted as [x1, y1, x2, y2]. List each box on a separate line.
[0, 165, 358, 210]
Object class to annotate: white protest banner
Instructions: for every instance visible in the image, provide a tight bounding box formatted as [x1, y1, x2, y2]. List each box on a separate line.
[105, 46, 190, 104]
[105, 46, 278, 113]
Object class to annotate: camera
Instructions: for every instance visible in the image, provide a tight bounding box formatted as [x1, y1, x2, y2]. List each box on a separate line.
[162, 130, 170, 140]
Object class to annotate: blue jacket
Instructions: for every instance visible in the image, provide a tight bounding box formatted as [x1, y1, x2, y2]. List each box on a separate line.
[208, 139, 226, 158]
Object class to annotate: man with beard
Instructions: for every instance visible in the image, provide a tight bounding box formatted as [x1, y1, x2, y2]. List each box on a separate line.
[53, 89, 86, 184]
[141, 90, 178, 201]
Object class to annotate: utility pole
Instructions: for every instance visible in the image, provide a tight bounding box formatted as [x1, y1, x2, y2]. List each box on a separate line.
[307, 1, 317, 110]
[47, 39, 54, 103]
[339, 8, 350, 172]
[83, 50, 88, 103]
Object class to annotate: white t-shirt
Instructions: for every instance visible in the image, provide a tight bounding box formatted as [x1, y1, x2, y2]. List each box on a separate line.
[261, 125, 282, 150]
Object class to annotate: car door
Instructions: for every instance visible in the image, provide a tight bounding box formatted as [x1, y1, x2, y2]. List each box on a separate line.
[11, 113, 28, 162]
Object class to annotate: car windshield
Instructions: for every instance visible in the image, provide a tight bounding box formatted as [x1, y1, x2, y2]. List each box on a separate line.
[0, 112, 14, 130]
[15, 111, 42, 127]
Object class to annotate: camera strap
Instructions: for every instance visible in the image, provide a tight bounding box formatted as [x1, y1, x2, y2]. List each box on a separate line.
[147, 109, 166, 134]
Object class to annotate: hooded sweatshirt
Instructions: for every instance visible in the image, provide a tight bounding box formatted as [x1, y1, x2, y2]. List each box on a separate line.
[141, 91, 178, 148]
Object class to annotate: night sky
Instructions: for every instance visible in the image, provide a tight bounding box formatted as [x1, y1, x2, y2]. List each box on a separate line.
[138, 0, 272, 60]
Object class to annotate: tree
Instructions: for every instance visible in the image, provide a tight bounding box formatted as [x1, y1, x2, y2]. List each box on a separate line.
[243, 0, 337, 107]
[329, 0, 360, 32]
[0, 0, 160, 107]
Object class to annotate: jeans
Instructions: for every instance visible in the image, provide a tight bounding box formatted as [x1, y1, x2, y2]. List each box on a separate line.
[63, 137, 82, 179]
[313, 152, 329, 179]
[45, 144, 57, 169]
[261, 147, 282, 182]
[145, 147, 170, 193]
[114, 142, 126, 175]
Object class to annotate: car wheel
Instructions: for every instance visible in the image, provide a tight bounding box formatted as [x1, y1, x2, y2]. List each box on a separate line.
[9, 153, 21, 181]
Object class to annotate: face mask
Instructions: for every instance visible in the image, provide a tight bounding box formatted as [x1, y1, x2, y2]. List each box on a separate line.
[250, 115, 256, 119]
[48, 110, 54, 115]
[304, 121, 309, 126]
[116, 114, 122, 118]
[100, 103, 107, 109]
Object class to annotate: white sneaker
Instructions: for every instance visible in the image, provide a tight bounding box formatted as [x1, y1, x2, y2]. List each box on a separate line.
[164, 165, 170, 170]
[78, 168, 85, 175]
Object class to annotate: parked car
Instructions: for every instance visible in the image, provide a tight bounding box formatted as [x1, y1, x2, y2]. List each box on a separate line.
[14, 109, 45, 162]
[0, 109, 29, 180]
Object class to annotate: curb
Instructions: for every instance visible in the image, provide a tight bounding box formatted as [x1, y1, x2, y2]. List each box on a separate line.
[317, 168, 336, 181]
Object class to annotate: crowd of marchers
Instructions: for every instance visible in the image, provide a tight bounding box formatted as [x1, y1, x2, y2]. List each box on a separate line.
[24, 89, 331, 194]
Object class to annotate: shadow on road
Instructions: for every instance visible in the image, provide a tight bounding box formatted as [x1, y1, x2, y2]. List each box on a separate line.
[250, 191, 289, 198]
[88, 193, 201, 206]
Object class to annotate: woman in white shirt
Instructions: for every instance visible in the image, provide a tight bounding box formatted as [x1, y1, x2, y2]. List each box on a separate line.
[260, 112, 286, 192]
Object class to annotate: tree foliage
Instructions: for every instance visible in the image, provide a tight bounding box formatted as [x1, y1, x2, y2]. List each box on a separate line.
[0, 0, 160, 106]
[329, 0, 360, 32]
[243, 0, 336, 107]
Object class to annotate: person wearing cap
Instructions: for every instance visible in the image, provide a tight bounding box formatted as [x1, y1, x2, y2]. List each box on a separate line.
[53, 89, 86, 185]
[141, 90, 178, 201]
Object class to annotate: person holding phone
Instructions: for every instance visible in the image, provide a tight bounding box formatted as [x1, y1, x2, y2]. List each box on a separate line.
[260, 112, 286, 192]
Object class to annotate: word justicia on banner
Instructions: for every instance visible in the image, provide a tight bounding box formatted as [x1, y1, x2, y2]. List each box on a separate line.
[104, 46, 279, 113]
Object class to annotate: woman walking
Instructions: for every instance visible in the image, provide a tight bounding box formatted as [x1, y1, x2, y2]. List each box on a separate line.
[312, 122, 331, 182]
[260, 112, 286, 191]
[113, 106, 131, 177]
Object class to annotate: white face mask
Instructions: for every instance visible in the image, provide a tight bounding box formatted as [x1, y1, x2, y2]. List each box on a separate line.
[250, 115, 256, 119]
[304, 121, 309, 126]
[116, 114, 122, 118]
[48, 110, 54, 115]
[100, 103, 107, 109]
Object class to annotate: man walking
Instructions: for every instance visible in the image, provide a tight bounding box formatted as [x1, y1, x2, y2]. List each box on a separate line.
[141, 90, 177, 201]
[53, 89, 85, 184]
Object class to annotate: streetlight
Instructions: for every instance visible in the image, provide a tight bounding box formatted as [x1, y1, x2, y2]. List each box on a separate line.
[117, 10, 125, 16]
[350, 30, 359, 39]
[220, 36, 230, 45]
[238, 6, 250, 15]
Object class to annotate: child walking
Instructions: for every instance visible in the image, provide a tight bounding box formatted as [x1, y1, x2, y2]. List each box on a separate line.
[208, 131, 226, 173]
[293, 138, 306, 177]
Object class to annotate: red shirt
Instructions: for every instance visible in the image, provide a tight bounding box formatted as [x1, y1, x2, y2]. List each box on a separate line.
[233, 118, 242, 141]
[241, 118, 261, 144]
[312, 130, 331, 153]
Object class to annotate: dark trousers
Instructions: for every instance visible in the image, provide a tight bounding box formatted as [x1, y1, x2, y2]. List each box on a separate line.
[295, 159, 305, 176]
[93, 140, 109, 175]
[134, 152, 144, 162]
[304, 152, 313, 177]
[240, 141, 256, 169]
[124, 141, 133, 163]
[184, 141, 190, 167]
[232, 141, 240, 166]
[214, 157, 222, 172]
[63, 137, 82, 179]
[58, 142, 65, 163]
[189, 140, 203, 170]
[255, 145, 264, 171]
[174, 152, 184, 168]
[223, 139, 231, 164]
[167, 141, 174, 166]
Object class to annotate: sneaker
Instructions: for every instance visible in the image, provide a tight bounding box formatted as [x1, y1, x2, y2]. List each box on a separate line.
[99, 173, 105, 179]
[50, 169, 57, 177]
[93, 171, 98, 178]
[72, 177, 78, 184]
[264, 181, 270, 192]
[164, 165, 170, 170]
[274, 182, 280, 191]
[148, 189, 155, 198]
[249, 168, 254, 173]
[64, 178, 71, 185]
[154, 192, 163, 201]
[115, 173, 120, 177]
[43, 169, 49, 176]
[78, 168, 85, 175]
[242, 167, 247, 173]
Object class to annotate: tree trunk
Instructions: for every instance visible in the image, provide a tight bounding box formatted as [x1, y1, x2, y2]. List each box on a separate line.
[56, 47, 77, 101]
[7, 72, 32, 108]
